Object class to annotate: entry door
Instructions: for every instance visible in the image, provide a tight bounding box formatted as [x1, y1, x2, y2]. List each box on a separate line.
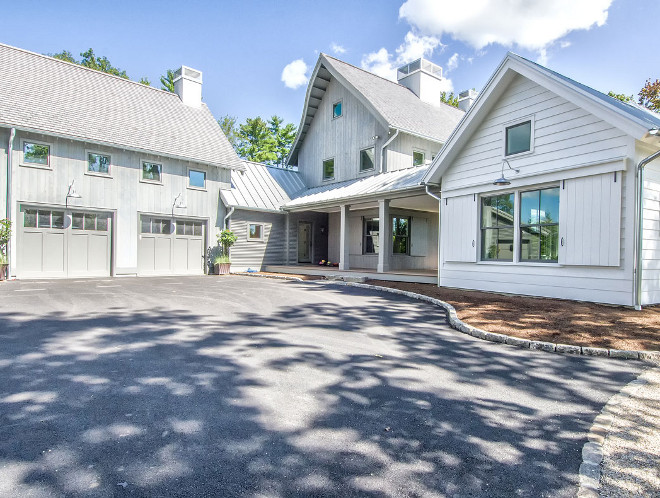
[298, 222, 312, 263]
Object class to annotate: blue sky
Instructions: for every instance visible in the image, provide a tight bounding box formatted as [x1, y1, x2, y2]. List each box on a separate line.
[3, 0, 657, 128]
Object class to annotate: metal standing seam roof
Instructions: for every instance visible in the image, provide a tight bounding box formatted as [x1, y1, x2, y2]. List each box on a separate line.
[283, 166, 428, 210]
[221, 161, 306, 212]
[288, 54, 464, 165]
[0, 43, 243, 170]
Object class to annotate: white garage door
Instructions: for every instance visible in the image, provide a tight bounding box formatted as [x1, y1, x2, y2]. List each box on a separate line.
[18, 207, 112, 278]
[138, 216, 205, 276]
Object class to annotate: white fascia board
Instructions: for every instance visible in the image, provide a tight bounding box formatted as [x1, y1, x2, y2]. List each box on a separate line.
[282, 185, 425, 212]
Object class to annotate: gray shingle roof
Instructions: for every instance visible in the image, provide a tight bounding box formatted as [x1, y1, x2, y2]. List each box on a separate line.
[284, 166, 426, 210]
[221, 161, 306, 212]
[0, 43, 243, 170]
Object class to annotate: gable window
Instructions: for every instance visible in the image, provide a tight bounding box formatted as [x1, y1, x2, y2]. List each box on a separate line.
[23, 142, 50, 167]
[505, 120, 532, 156]
[142, 161, 162, 183]
[413, 150, 425, 167]
[323, 158, 335, 181]
[520, 187, 559, 262]
[87, 152, 111, 175]
[363, 217, 379, 254]
[332, 100, 342, 119]
[188, 169, 206, 189]
[481, 193, 514, 261]
[248, 223, 264, 241]
[360, 147, 375, 172]
[392, 216, 410, 254]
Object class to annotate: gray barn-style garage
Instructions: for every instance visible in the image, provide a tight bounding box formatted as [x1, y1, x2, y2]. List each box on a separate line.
[0, 43, 243, 279]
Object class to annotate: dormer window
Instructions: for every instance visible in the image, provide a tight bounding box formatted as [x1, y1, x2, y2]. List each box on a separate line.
[332, 100, 343, 119]
[413, 150, 425, 166]
[505, 120, 532, 156]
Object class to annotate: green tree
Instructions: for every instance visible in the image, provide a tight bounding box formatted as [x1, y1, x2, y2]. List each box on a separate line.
[139, 77, 151, 86]
[269, 115, 297, 167]
[440, 91, 459, 108]
[50, 50, 77, 63]
[607, 91, 634, 104]
[237, 117, 277, 163]
[218, 115, 239, 148]
[639, 79, 660, 113]
[160, 69, 176, 92]
[79, 48, 128, 78]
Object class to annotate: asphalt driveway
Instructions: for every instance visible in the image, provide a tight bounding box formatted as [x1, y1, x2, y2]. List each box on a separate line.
[0, 276, 646, 497]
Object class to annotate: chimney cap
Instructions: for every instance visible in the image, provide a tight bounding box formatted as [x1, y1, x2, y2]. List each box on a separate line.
[397, 58, 443, 82]
[174, 65, 203, 84]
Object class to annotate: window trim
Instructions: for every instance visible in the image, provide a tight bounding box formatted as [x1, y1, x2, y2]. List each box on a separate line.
[479, 192, 516, 262]
[140, 159, 163, 185]
[359, 146, 376, 173]
[362, 216, 379, 255]
[518, 186, 560, 263]
[187, 167, 207, 191]
[502, 116, 535, 158]
[322, 157, 335, 182]
[85, 150, 113, 178]
[247, 222, 265, 242]
[20, 139, 52, 170]
[332, 99, 343, 120]
[392, 215, 411, 255]
[412, 149, 426, 167]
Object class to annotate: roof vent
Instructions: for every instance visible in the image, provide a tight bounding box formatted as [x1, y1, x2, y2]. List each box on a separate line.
[174, 65, 203, 108]
[396, 58, 447, 107]
[458, 89, 478, 112]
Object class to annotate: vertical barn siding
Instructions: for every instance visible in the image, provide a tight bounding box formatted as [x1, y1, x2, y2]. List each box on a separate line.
[386, 135, 442, 172]
[641, 160, 660, 304]
[10, 131, 231, 276]
[229, 210, 286, 271]
[286, 212, 330, 264]
[439, 74, 637, 305]
[0, 128, 8, 219]
[328, 212, 340, 262]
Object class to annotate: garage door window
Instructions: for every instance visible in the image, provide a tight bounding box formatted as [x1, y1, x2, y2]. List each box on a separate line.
[141, 217, 171, 234]
[176, 220, 203, 236]
[29, 209, 64, 229]
[72, 212, 108, 231]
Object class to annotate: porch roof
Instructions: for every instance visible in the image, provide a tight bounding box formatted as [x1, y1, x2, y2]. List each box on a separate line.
[284, 166, 427, 210]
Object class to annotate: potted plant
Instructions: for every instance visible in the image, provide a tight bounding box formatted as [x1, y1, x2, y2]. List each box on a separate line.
[216, 229, 237, 275]
[0, 219, 10, 281]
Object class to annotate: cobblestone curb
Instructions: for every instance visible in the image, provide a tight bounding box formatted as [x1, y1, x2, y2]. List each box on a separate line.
[577, 369, 654, 497]
[230, 272, 305, 282]
[319, 280, 660, 364]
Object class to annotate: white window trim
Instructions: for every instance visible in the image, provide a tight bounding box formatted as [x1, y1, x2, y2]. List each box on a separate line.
[187, 167, 207, 191]
[332, 99, 343, 120]
[20, 139, 52, 170]
[85, 150, 113, 178]
[247, 222, 265, 242]
[140, 159, 164, 185]
[412, 149, 426, 167]
[502, 115, 535, 159]
[359, 146, 376, 174]
[322, 157, 335, 182]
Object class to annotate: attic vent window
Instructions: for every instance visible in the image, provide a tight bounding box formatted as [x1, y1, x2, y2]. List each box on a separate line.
[505, 121, 532, 156]
[332, 100, 342, 119]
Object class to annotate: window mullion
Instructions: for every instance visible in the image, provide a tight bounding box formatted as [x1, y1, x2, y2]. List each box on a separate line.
[513, 190, 520, 263]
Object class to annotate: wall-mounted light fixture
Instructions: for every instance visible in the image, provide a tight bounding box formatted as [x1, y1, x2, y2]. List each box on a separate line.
[372, 135, 380, 141]
[493, 159, 520, 186]
[65, 179, 81, 208]
[171, 193, 187, 217]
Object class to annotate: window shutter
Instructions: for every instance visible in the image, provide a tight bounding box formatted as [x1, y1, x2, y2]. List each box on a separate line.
[559, 172, 621, 266]
[410, 217, 428, 256]
[443, 194, 478, 262]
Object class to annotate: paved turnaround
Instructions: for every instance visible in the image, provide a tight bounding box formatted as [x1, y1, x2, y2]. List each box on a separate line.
[0, 276, 646, 497]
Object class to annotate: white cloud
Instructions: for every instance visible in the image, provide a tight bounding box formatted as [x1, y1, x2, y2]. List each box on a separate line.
[361, 32, 445, 81]
[399, 0, 612, 56]
[281, 59, 309, 89]
[330, 43, 346, 55]
[446, 53, 459, 73]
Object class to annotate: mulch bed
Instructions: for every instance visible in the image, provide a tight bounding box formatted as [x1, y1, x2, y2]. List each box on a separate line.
[364, 280, 660, 352]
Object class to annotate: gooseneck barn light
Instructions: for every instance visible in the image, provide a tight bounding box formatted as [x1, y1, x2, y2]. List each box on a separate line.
[493, 159, 520, 186]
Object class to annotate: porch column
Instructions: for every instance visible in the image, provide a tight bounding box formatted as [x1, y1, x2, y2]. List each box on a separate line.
[284, 213, 290, 265]
[377, 199, 391, 273]
[339, 204, 350, 270]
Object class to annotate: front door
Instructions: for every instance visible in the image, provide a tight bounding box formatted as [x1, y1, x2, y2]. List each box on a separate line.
[298, 222, 312, 263]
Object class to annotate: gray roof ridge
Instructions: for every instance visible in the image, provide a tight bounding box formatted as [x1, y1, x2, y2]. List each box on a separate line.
[0, 41, 181, 99]
[243, 160, 300, 172]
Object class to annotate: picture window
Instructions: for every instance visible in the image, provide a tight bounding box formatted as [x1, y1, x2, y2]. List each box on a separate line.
[505, 121, 532, 156]
[323, 158, 334, 181]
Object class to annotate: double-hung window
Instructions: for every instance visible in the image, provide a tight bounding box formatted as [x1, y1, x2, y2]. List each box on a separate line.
[520, 187, 559, 262]
[363, 218, 379, 254]
[481, 194, 514, 261]
[392, 216, 410, 254]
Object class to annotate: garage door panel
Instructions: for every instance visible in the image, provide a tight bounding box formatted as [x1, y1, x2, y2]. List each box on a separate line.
[88, 234, 109, 273]
[173, 238, 188, 273]
[43, 232, 65, 274]
[69, 233, 89, 274]
[21, 231, 44, 275]
[188, 238, 203, 273]
[138, 236, 156, 274]
[154, 237, 171, 271]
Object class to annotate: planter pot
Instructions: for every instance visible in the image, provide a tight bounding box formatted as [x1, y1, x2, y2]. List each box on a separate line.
[0, 264, 6, 281]
[215, 263, 231, 275]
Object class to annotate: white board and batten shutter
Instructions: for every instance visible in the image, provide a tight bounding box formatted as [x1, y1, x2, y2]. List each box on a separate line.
[410, 217, 428, 257]
[559, 172, 621, 266]
[443, 194, 478, 262]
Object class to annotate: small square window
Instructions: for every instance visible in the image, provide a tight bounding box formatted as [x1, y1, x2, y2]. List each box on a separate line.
[88, 153, 111, 175]
[23, 142, 50, 166]
[332, 101, 342, 119]
[413, 151, 425, 167]
[84, 213, 96, 231]
[142, 161, 162, 182]
[323, 158, 334, 181]
[248, 223, 263, 241]
[51, 212, 65, 229]
[23, 209, 37, 228]
[37, 210, 51, 228]
[189, 169, 206, 189]
[72, 213, 84, 230]
[360, 148, 375, 172]
[505, 121, 532, 156]
[141, 216, 151, 234]
[96, 217, 108, 231]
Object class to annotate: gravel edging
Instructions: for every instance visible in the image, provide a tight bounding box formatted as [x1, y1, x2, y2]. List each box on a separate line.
[577, 367, 658, 497]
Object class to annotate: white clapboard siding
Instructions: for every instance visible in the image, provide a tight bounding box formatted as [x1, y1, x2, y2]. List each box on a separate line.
[559, 172, 621, 266]
[410, 217, 428, 256]
[641, 163, 660, 304]
[443, 194, 478, 262]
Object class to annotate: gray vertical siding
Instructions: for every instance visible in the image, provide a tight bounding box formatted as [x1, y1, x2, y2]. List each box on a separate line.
[228, 210, 287, 271]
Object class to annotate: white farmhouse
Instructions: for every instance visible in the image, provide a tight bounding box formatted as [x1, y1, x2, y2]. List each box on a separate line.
[0, 43, 243, 279]
[423, 53, 660, 307]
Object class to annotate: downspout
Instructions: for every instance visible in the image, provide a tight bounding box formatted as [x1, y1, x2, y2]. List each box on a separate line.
[6, 128, 15, 278]
[633, 147, 660, 310]
[424, 184, 442, 287]
[223, 206, 235, 229]
[380, 129, 399, 173]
